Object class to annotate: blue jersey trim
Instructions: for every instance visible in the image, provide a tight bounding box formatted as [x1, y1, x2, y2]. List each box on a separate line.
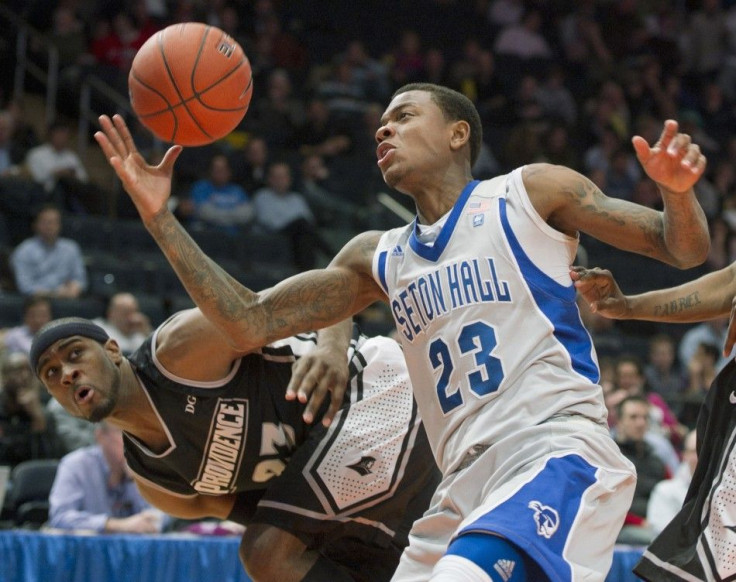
[458, 454, 598, 581]
[408, 180, 481, 262]
[377, 250, 389, 294]
[498, 198, 599, 383]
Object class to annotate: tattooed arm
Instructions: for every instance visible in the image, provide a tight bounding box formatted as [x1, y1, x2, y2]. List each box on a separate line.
[571, 264, 736, 323]
[571, 264, 736, 356]
[94, 114, 385, 354]
[522, 120, 709, 268]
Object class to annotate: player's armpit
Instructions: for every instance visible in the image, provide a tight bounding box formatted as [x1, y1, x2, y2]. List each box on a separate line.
[134, 476, 236, 520]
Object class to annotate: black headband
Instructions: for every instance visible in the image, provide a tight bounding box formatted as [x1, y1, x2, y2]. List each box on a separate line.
[30, 318, 110, 374]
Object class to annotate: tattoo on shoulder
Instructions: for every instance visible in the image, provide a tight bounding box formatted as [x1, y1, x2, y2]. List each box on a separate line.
[653, 292, 701, 317]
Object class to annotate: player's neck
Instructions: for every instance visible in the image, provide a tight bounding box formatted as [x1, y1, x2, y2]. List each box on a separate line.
[108, 361, 170, 453]
[414, 177, 474, 225]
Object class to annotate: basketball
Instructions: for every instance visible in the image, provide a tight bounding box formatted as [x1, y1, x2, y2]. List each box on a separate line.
[128, 22, 253, 146]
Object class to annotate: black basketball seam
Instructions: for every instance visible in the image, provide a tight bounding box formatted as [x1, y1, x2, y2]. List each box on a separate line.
[196, 60, 253, 111]
[159, 25, 213, 142]
[138, 58, 252, 118]
[130, 72, 182, 123]
[151, 29, 178, 142]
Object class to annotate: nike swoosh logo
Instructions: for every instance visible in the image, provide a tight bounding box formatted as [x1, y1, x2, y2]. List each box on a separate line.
[730, 391, 736, 404]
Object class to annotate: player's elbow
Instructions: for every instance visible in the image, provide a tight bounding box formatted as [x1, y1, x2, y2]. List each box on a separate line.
[669, 238, 710, 269]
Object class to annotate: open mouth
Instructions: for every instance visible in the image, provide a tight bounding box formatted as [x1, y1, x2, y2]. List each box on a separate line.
[376, 143, 395, 167]
[74, 386, 95, 405]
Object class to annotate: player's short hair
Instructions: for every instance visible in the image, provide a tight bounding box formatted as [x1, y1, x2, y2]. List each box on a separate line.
[392, 83, 483, 167]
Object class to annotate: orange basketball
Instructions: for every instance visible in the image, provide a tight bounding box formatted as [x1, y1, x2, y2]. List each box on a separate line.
[128, 22, 253, 146]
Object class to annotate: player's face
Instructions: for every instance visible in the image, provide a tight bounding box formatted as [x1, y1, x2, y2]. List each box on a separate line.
[375, 90, 455, 193]
[37, 336, 123, 423]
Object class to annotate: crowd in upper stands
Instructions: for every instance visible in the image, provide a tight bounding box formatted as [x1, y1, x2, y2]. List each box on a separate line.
[1, 0, 736, 541]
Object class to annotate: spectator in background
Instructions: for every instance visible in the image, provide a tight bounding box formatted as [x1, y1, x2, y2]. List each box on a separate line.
[181, 154, 253, 235]
[643, 334, 687, 407]
[298, 153, 363, 229]
[253, 161, 332, 270]
[614, 354, 686, 459]
[4, 99, 39, 163]
[0, 110, 24, 176]
[614, 395, 668, 545]
[493, 7, 553, 62]
[678, 317, 732, 374]
[25, 120, 87, 192]
[0, 352, 64, 469]
[684, 0, 728, 85]
[314, 56, 368, 119]
[93, 293, 152, 356]
[24, 121, 103, 214]
[680, 341, 720, 428]
[604, 146, 642, 201]
[647, 430, 698, 535]
[48, 421, 165, 533]
[87, 11, 146, 92]
[389, 29, 424, 87]
[11, 204, 87, 298]
[294, 98, 353, 159]
[535, 65, 577, 127]
[646, 429, 698, 536]
[244, 68, 304, 154]
[46, 398, 95, 454]
[230, 136, 269, 194]
[341, 40, 391, 103]
[2, 296, 52, 357]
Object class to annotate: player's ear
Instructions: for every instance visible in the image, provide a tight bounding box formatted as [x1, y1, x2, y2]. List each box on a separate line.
[104, 339, 123, 364]
[449, 120, 470, 154]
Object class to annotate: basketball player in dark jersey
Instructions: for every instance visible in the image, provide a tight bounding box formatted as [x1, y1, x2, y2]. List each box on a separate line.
[30, 313, 439, 582]
[572, 263, 736, 581]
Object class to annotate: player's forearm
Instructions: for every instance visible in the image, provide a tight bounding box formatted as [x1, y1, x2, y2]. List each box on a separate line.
[622, 264, 736, 323]
[316, 319, 353, 354]
[143, 208, 268, 347]
[144, 209, 360, 348]
[658, 185, 710, 268]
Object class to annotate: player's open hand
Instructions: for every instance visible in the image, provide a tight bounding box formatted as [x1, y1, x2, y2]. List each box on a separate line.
[632, 119, 706, 195]
[570, 266, 629, 319]
[286, 345, 349, 427]
[94, 114, 182, 223]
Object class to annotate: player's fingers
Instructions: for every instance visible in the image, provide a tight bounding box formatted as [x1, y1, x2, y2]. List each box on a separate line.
[93, 130, 118, 163]
[631, 135, 651, 164]
[681, 144, 705, 173]
[159, 145, 183, 173]
[658, 119, 678, 150]
[112, 114, 135, 157]
[98, 115, 126, 157]
[667, 132, 692, 157]
[302, 383, 328, 424]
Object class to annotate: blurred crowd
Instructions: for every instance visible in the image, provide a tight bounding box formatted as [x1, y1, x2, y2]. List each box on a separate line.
[0, 0, 736, 543]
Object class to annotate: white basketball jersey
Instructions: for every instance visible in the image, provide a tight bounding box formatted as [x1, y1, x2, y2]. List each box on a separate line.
[373, 169, 608, 474]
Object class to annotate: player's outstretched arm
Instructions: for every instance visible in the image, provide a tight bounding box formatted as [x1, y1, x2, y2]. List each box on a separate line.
[524, 120, 709, 269]
[96, 114, 384, 351]
[571, 264, 736, 355]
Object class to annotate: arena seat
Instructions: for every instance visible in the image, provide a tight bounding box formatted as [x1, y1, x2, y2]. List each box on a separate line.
[5, 459, 58, 529]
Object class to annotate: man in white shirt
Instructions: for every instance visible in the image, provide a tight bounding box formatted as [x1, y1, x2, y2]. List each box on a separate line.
[93, 292, 152, 355]
[646, 430, 698, 535]
[25, 121, 87, 193]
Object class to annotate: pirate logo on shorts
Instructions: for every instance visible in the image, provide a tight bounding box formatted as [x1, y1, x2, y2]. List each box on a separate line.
[528, 500, 560, 539]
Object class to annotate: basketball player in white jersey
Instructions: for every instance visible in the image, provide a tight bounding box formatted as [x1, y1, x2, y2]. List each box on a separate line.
[95, 81, 709, 581]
